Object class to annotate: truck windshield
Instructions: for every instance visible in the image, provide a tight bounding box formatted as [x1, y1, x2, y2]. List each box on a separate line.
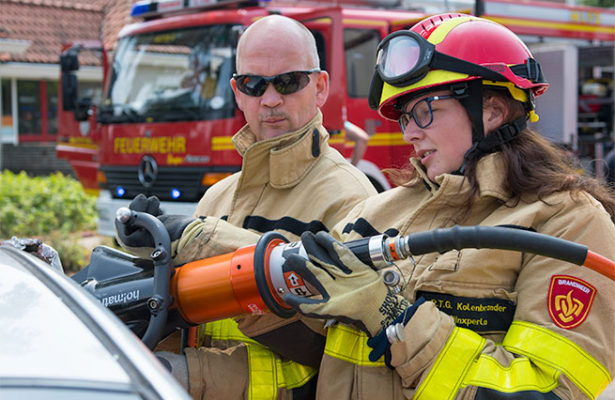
[100, 24, 236, 124]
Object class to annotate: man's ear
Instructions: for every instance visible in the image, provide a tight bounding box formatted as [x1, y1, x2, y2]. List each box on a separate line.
[482, 95, 507, 135]
[315, 71, 329, 109]
[230, 78, 244, 112]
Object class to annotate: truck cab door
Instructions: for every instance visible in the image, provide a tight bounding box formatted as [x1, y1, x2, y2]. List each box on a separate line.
[291, 8, 345, 132]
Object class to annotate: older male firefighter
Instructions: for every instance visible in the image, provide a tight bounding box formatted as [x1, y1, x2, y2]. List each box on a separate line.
[115, 14, 377, 399]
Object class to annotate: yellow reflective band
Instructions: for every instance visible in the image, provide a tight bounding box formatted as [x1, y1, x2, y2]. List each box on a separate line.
[204, 319, 317, 399]
[202, 318, 258, 344]
[417, 328, 560, 397]
[324, 324, 385, 367]
[279, 358, 318, 390]
[415, 327, 485, 400]
[465, 353, 560, 393]
[246, 342, 317, 400]
[247, 344, 279, 400]
[417, 321, 611, 399]
[503, 321, 611, 399]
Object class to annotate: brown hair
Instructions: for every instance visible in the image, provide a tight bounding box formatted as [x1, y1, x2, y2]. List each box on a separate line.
[385, 88, 615, 223]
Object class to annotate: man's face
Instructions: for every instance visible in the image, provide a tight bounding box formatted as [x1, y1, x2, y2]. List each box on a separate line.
[231, 34, 328, 141]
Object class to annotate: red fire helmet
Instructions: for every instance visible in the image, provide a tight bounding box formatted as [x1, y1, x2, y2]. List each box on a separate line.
[371, 13, 549, 121]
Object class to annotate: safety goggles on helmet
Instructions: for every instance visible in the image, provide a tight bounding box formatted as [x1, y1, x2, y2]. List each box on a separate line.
[368, 30, 545, 110]
[378, 31, 508, 86]
[233, 69, 320, 97]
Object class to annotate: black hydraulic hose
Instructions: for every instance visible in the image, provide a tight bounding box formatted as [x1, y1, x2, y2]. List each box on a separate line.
[116, 208, 172, 349]
[404, 225, 588, 265]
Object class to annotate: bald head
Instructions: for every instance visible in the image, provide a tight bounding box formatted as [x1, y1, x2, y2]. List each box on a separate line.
[236, 15, 320, 74]
[231, 14, 329, 141]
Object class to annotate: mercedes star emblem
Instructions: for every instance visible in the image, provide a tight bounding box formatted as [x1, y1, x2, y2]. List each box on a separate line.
[138, 155, 158, 188]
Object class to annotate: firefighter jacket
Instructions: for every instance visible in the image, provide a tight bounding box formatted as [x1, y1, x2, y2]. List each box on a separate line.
[182, 110, 377, 399]
[313, 153, 615, 399]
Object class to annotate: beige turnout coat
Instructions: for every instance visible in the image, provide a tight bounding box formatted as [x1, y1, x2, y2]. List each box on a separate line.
[313, 154, 615, 399]
[181, 111, 376, 399]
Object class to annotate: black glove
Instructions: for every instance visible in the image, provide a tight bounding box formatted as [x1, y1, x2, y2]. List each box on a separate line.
[366, 297, 425, 366]
[114, 194, 196, 260]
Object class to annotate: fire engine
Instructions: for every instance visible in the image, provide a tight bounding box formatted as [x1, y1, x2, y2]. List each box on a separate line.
[58, 0, 428, 236]
[57, 0, 615, 236]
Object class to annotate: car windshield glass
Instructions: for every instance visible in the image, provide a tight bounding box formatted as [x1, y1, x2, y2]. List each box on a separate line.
[101, 24, 236, 124]
[0, 259, 130, 384]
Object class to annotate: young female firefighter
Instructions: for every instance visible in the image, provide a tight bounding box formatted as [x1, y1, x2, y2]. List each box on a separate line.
[281, 13, 615, 399]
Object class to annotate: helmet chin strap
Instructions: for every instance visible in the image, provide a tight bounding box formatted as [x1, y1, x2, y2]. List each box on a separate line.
[468, 117, 527, 158]
[453, 80, 527, 174]
[451, 80, 484, 174]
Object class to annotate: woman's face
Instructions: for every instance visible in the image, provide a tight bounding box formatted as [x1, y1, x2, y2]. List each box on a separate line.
[400, 90, 473, 180]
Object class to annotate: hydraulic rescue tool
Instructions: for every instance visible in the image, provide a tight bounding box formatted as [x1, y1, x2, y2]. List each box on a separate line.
[72, 208, 615, 349]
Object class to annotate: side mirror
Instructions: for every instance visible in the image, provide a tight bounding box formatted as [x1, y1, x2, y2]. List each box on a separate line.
[60, 50, 79, 73]
[60, 48, 81, 112]
[62, 72, 78, 111]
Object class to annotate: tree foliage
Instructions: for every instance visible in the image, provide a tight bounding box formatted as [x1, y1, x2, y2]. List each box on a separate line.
[576, 0, 615, 8]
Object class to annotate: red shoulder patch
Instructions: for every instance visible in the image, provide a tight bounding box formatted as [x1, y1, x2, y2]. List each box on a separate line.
[548, 275, 597, 329]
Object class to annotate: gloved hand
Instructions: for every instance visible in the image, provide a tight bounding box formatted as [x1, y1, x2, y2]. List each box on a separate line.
[282, 231, 410, 338]
[114, 194, 198, 260]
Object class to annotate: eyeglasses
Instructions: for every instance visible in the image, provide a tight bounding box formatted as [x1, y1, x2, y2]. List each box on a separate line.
[398, 94, 455, 131]
[233, 69, 321, 97]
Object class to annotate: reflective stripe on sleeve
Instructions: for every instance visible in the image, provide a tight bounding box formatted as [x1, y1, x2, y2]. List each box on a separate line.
[502, 321, 611, 399]
[324, 324, 386, 367]
[203, 319, 317, 400]
[415, 327, 486, 400]
[416, 321, 610, 400]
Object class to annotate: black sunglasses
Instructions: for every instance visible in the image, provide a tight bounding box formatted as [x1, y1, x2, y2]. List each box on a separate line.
[233, 69, 321, 97]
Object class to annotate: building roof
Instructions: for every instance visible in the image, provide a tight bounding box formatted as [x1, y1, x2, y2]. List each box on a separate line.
[0, 0, 134, 66]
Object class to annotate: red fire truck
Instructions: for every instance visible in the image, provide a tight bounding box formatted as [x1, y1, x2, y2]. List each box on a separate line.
[58, 0, 429, 236]
[57, 0, 615, 236]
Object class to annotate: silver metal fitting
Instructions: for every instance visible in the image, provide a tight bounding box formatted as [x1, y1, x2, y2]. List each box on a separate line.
[382, 269, 400, 286]
[116, 207, 132, 223]
[369, 234, 389, 267]
[385, 323, 405, 344]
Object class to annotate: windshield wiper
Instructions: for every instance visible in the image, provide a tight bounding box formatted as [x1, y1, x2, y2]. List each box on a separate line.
[97, 104, 144, 124]
[155, 107, 202, 122]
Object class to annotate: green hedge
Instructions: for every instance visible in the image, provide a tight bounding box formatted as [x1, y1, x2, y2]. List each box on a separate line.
[0, 170, 98, 271]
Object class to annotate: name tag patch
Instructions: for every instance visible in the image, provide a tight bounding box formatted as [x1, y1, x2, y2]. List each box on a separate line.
[417, 291, 515, 333]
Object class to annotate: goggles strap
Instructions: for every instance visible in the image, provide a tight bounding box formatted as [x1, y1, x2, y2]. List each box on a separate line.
[510, 58, 546, 83]
[368, 69, 384, 110]
[432, 52, 507, 84]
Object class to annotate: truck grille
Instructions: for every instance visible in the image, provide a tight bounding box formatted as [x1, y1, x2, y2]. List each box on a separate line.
[100, 165, 238, 201]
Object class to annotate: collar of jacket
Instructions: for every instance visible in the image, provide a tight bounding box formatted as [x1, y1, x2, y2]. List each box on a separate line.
[231, 110, 329, 189]
[410, 153, 512, 202]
